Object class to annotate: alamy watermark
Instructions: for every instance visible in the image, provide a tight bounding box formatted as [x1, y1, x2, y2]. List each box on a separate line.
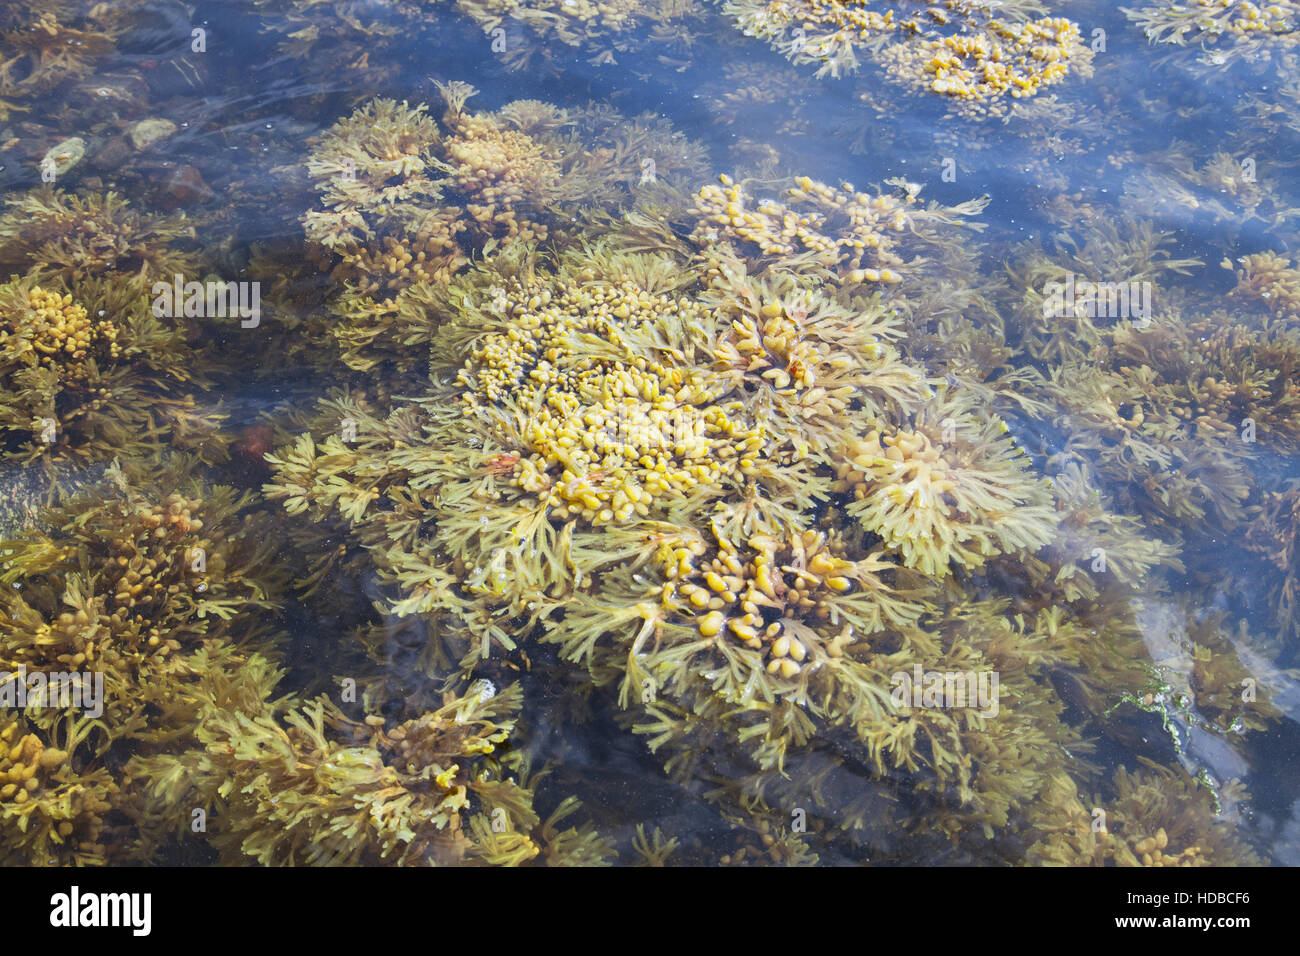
[1041, 272, 1151, 328]
[0, 666, 104, 718]
[49, 886, 150, 936]
[152, 275, 261, 328]
[890, 665, 999, 718]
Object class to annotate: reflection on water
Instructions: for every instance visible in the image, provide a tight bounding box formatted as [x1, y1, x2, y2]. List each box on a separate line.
[1, 0, 1299, 866]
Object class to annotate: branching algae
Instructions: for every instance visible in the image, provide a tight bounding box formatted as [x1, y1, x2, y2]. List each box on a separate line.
[0, 271, 227, 481]
[302, 89, 707, 374]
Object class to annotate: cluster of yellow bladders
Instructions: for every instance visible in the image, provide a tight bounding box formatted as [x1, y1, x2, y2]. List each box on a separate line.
[1128, 827, 1204, 867]
[347, 213, 467, 298]
[1177, 0, 1297, 36]
[1182, 375, 1249, 435]
[0, 716, 110, 861]
[655, 528, 859, 679]
[763, 0, 897, 41]
[0, 719, 66, 808]
[884, 17, 1086, 106]
[836, 428, 958, 545]
[458, 279, 763, 525]
[9, 286, 119, 381]
[444, 110, 560, 241]
[1226, 251, 1300, 317]
[380, 709, 506, 807]
[19, 505, 194, 674]
[717, 299, 826, 390]
[753, 0, 1082, 47]
[103, 494, 206, 631]
[690, 174, 909, 283]
[719, 816, 806, 865]
[716, 301, 831, 391]
[746, 2, 1090, 103]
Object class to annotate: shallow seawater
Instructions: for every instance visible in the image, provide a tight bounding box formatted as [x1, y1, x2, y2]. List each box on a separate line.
[2, 0, 1300, 866]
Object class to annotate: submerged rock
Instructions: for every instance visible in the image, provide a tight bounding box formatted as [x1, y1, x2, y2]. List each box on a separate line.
[40, 137, 86, 177]
[158, 164, 214, 208]
[128, 118, 178, 150]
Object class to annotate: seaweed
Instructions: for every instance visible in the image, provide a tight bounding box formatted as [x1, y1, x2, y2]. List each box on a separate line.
[453, 0, 712, 71]
[877, 16, 1094, 120]
[1227, 250, 1300, 320]
[0, 712, 117, 866]
[0, 461, 285, 745]
[0, 5, 125, 122]
[1027, 759, 1262, 866]
[0, 460, 287, 864]
[0, 189, 198, 284]
[1124, 0, 1300, 73]
[834, 389, 1057, 577]
[302, 89, 707, 375]
[1042, 309, 1300, 532]
[722, 0, 1092, 117]
[1244, 486, 1300, 643]
[0, 0, 1282, 867]
[130, 678, 613, 865]
[252, 0, 429, 84]
[684, 173, 990, 290]
[1121, 145, 1300, 241]
[1004, 218, 1201, 365]
[0, 271, 227, 477]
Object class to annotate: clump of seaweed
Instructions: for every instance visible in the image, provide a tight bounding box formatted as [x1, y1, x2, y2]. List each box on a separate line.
[1005, 218, 1201, 364]
[1244, 485, 1300, 642]
[265, 228, 939, 618]
[303, 98, 462, 297]
[1028, 760, 1261, 865]
[697, 61, 820, 139]
[267, 247, 786, 646]
[0, 5, 125, 122]
[1124, 0, 1300, 72]
[0, 189, 198, 284]
[1043, 309, 1300, 530]
[998, 217, 1300, 539]
[832, 390, 1056, 577]
[131, 677, 613, 866]
[877, 16, 1094, 120]
[1032, 460, 1184, 605]
[544, 511, 925, 767]
[0, 712, 117, 866]
[0, 461, 287, 864]
[1226, 250, 1300, 320]
[703, 264, 932, 454]
[1121, 145, 1300, 242]
[1181, 612, 1290, 735]
[302, 88, 707, 373]
[2, 283, 121, 383]
[723, 0, 1093, 113]
[0, 271, 225, 475]
[592, 583, 1103, 857]
[265, 238, 1104, 858]
[714, 814, 820, 866]
[251, 0, 430, 83]
[1236, 60, 1300, 139]
[0, 462, 285, 743]
[684, 173, 989, 289]
[725, 0, 903, 78]
[266, 234, 934, 692]
[997, 221, 1300, 534]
